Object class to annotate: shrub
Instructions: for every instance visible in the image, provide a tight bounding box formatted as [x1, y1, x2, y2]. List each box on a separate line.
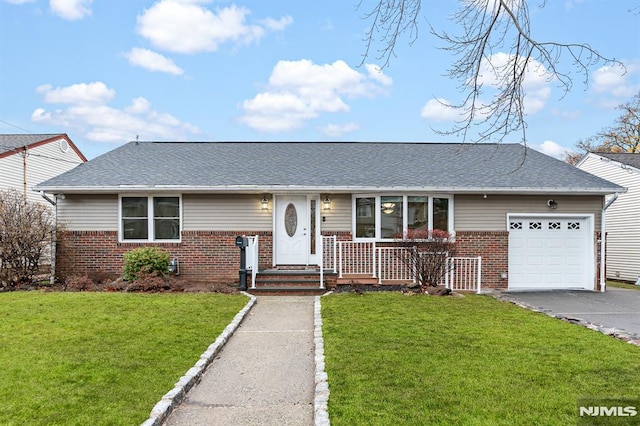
[0, 190, 54, 287]
[64, 274, 95, 291]
[395, 229, 456, 290]
[122, 247, 170, 281]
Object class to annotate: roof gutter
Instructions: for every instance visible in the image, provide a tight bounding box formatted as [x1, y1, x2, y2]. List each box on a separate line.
[40, 191, 57, 206]
[33, 185, 627, 196]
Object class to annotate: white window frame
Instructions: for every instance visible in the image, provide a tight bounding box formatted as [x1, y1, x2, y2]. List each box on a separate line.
[352, 194, 454, 241]
[118, 194, 182, 243]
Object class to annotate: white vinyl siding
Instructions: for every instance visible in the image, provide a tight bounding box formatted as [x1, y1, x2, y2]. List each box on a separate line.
[182, 194, 272, 231]
[0, 138, 84, 205]
[57, 194, 118, 231]
[578, 154, 640, 282]
[454, 195, 603, 231]
[320, 194, 352, 232]
[58, 194, 271, 233]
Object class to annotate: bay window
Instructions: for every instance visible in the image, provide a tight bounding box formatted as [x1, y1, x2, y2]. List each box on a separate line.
[120, 195, 181, 242]
[353, 195, 452, 240]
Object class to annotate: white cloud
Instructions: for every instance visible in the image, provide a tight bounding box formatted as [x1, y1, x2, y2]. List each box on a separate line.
[423, 52, 552, 124]
[532, 140, 572, 160]
[479, 52, 552, 115]
[36, 82, 115, 105]
[260, 15, 293, 31]
[50, 0, 93, 20]
[319, 122, 360, 138]
[136, 1, 291, 54]
[238, 60, 392, 132]
[365, 64, 393, 86]
[124, 47, 184, 75]
[32, 81, 200, 143]
[591, 62, 640, 107]
[420, 98, 463, 122]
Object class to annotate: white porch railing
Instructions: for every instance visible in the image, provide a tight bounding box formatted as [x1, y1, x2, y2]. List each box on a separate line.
[247, 235, 259, 289]
[377, 247, 416, 284]
[246, 235, 481, 293]
[322, 235, 337, 272]
[445, 256, 482, 294]
[333, 240, 482, 293]
[338, 241, 376, 278]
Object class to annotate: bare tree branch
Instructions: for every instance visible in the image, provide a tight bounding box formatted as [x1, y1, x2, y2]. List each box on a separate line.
[566, 91, 640, 163]
[359, 0, 626, 144]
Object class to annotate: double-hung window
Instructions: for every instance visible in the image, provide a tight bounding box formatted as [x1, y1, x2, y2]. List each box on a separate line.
[120, 196, 181, 242]
[354, 195, 452, 240]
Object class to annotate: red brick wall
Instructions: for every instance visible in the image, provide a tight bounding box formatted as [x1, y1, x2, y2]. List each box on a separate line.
[57, 229, 600, 290]
[57, 230, 273, 283]
[455, 231, 509, 289]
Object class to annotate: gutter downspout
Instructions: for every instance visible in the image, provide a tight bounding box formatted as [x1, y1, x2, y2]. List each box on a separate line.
[40, 191, 57, 285]
[600, 193, 620, 292]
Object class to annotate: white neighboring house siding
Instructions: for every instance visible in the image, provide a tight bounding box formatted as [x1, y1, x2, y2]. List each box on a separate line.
[578, 154, 639, 282]
[454, 194, 603, 231]
[0, 138, 85, 205]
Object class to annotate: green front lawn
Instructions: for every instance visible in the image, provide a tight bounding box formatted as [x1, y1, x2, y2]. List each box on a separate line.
[322, 293, 640, 425]
[0, 292, 248, 425]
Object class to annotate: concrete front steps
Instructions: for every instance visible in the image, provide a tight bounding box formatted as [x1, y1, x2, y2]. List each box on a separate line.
[247, 269, 413, 295]
[248, 268, 337, 296]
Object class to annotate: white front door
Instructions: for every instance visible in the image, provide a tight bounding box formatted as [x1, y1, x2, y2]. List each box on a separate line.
[275, 195, 309, 265]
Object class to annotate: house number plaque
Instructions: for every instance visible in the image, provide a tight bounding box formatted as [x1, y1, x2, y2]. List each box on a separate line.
[284, 203, 297, 237]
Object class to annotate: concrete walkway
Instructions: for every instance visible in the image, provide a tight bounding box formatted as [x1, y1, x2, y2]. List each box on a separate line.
[164, 296, 316, 426]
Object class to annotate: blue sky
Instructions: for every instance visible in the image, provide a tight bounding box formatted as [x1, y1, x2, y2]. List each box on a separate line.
[1, 0, 639, 160]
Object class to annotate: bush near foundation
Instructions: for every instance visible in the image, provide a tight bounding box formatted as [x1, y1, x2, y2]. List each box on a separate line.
[122, 247, 170, 281]
[0, 189, 53, 287]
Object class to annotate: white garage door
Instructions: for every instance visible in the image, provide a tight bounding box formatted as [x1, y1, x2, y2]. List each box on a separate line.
[508, 216, 593, 290]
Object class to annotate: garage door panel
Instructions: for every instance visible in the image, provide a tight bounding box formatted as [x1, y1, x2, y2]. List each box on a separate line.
[527, 239, 544, 249]
[509, 216, 591, 290]
[566, 256, 582, 266]
[526, 256, 544, 266]
[547, 256, 563, 266]
[566, 238, 584, 249]
[547, 237, 564, 249]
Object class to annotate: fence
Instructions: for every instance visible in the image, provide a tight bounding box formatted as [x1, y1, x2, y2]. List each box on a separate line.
[333, 240, 482, 293]
[445, 256, 482, 293]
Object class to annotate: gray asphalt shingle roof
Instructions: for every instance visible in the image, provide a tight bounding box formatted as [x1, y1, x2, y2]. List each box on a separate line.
[0, 134, 65, 154]
[36, 141, 623, 194]
[594, 152, 640, 170]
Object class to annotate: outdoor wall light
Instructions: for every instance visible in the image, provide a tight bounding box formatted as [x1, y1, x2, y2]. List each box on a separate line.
[547, 199, 558, 209]
[261, 196, 269, 210]
[323, 196, 331, 211]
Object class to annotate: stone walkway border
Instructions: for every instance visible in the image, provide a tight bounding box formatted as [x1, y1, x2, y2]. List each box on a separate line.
[141, 292, 257, 426]
[491, 292, 640, 347]
[314, 294, 331, 426]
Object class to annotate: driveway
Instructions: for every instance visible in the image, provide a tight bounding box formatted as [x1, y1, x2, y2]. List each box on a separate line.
[501, 287, 640, 338]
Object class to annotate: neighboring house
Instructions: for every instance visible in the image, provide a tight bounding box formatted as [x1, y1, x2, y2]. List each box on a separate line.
[0, 134, 87, 205]
[577, 152, 640, 283]
[35, 142, 623, 293]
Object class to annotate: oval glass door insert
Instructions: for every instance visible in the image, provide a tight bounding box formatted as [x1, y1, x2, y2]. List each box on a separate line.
[284, 203, 297, 237]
